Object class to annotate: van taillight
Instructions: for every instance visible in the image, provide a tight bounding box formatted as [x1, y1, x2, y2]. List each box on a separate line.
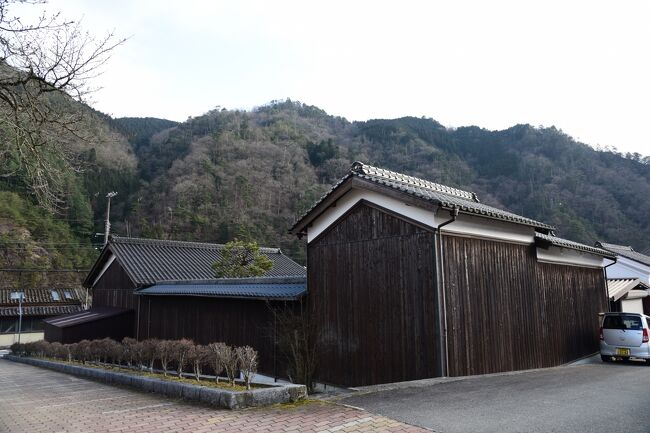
[599, 327, 604, 340]
[643, 329, 649, 343]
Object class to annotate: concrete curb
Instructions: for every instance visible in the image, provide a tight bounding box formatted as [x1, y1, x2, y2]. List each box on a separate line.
[5, 355, 306, 409]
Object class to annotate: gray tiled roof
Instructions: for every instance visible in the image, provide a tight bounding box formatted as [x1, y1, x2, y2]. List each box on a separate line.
[535, 233, 615, 258]
[596, 242, 650, 267]
[607, 278, 650, 302]
[87, 236, 306, 287]
[0, 304, 84, 317]
[0, 288, 85, 307]
[291, 162, 553, 233]
[136, 276, 306, 300]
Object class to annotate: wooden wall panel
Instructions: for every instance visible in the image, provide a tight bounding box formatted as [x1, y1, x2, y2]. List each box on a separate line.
[92, 260, 137, 310]
[308, 202, 438, 386]
[442, 236, 607, 377]
[137, 296, 282, 376]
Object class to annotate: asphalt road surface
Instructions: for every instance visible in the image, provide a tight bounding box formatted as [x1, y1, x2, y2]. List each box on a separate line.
[342, 359, 650, 433]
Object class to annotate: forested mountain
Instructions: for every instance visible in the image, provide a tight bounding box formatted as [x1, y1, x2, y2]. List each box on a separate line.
[3, 99, 650, 272]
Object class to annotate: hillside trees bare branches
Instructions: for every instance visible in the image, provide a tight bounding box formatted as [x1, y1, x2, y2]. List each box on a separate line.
[0, 0, 125, 211]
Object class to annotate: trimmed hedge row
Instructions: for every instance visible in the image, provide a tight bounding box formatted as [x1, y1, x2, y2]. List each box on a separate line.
[10, 338, 259, 389]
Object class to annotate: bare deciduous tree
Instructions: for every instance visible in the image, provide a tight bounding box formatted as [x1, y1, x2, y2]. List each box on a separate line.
[170, 338, 194, 377]
[121, 337, 138, 367]
[188, 344, 210, 382]
[272, 301, 319, 393]
[209, 343, 238, 386]
[105, 339, 122, 365]
[207, 342, 226, 383]
[0, 0, 125, 211]
[157, 339, 173, 376]
[140, 338, 159, 372]
[235, 345, 258, 390]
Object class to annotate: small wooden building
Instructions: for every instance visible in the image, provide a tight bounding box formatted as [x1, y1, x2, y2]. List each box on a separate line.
[290, 162, 613, 386]
[45, 236, 306, 374]
[1, 288, 84, 347]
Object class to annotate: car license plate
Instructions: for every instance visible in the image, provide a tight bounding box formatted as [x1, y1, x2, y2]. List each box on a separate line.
[616, 348, 630, 356]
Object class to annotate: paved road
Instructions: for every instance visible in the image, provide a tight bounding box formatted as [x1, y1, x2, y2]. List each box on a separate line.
[343, 360, 650, 433]
[0, 359, 425, 433]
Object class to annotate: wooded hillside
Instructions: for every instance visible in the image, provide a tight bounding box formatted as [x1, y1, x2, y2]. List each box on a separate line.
[2, 99, 650, 270]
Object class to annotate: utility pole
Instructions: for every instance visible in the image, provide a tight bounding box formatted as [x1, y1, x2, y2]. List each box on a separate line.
[104, 191, 118, 246]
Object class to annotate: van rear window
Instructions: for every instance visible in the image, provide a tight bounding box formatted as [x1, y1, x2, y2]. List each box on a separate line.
[603, 315, 643, 330]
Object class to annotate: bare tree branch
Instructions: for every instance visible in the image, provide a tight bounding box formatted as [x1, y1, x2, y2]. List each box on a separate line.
[0, 0, 125, 211]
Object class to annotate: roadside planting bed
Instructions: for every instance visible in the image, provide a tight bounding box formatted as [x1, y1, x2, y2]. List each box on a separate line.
[7, 338, 306, 409]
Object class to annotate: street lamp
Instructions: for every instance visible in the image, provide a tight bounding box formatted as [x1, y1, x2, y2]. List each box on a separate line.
[10, 291, 25, 344]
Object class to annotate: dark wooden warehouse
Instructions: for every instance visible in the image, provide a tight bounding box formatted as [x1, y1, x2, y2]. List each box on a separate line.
[291, 162, 613, 386]
[45, 237, 307, 375]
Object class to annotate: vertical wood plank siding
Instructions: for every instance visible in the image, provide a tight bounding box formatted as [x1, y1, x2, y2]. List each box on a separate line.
[137, 296, 280, 376]
[308, 202, 438, 386]
[92, 261, 137, 310]
[442, 235, 607, 377]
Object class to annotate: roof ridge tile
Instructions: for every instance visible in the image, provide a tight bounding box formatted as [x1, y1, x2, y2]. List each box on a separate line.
[111, 235, 281, 253]
[351, 161, 478, 202]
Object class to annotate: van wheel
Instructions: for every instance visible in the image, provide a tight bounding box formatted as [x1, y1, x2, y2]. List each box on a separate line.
[601, 355, 613, 363]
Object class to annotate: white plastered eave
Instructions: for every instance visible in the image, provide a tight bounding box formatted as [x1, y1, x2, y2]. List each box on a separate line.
[306, 186, 607, 268]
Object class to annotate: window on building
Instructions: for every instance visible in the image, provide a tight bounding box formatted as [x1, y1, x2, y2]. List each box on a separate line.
[63, 290, 73, 300]
[10, 291, 25, 301]
[0, 318, 45, 334]
[0, 318, 17, 334]
[51, 290, 60, 301]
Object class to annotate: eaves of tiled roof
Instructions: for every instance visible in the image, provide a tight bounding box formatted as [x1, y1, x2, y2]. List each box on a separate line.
[290, 161, 554, 234]
[0, 304, 84, 317]
[135, 276, 307, 301]
[596, 242, 650, 268]
[535, 233, 616, 258]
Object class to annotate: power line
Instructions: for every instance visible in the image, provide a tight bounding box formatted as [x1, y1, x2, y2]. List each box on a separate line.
[0, 216, 108, 222]
[0, 241, 103, 245]
[0, 269, 90, 272]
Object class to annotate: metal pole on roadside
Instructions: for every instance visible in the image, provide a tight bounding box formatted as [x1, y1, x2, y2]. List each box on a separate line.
[17, 292, 23, 344]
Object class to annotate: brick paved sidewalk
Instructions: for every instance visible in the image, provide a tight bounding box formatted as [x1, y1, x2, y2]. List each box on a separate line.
[0, 359, 429, 433]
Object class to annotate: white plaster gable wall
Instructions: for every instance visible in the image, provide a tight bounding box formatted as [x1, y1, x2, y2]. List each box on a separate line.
[305, 186, 606, 268]
[307, 188, 438, 242]
[536, 245, 606, 269]
[605, 257, 650, 284]
[307, 187, 535, 245]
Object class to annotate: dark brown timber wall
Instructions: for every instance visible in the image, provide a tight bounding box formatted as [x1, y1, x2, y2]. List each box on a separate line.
[44, 311, 135, 344]
[92, 260, 137, 310]
[308, 201, 438, 387]
[137, 296, 283, 376]
[442, 235, 607, 377]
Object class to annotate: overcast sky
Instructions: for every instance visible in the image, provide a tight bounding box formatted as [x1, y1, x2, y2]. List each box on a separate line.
[16, 0, 650, 155]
